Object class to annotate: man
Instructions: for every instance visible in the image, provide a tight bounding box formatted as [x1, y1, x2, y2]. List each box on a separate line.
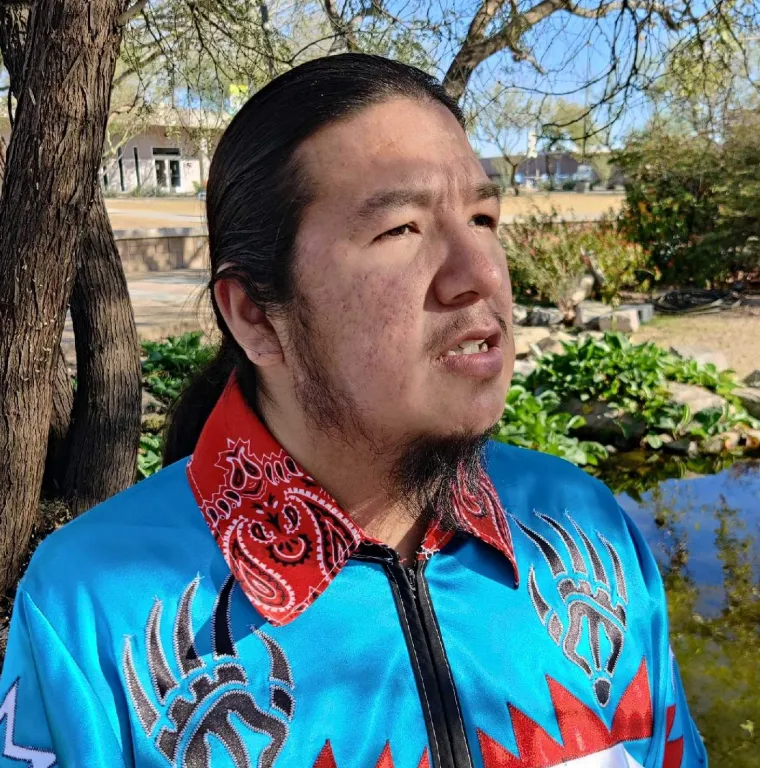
[0, 54, 705, 767]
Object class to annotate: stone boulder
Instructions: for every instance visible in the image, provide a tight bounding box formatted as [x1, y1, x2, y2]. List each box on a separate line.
[669, 345, 729, 372]
[563, 398, 647, 449]
[526, 306, 564, 327]
[743, 369, 760, 388]
[512, 359, 538, 378]
[735, 387, 760, 419]
[667, 382, 726, 414]
[598, 308, 640, 333]
[512, 304, 530, 326]
[573, 300, 613, 328]
[536, 331, 576, 357]
[513, 326, 551, 358]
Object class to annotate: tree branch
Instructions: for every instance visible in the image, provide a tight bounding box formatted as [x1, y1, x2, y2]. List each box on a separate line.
[117, 0, 147, 27]
[322, 0, 360, 53]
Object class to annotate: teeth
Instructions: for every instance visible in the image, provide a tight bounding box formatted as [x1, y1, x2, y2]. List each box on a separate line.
[445, 339, 488, 356]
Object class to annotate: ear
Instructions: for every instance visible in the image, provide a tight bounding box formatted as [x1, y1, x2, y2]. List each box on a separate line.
[213, 278, 284, 367]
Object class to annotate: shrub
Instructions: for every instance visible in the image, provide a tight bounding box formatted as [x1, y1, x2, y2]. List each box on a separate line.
[501, 212, 649, 312]
[141, 331, 217, 406]
[614, 123, 760, 286]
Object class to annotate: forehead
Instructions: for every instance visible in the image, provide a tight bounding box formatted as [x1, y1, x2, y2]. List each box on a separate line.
[296, 97, 487, 204]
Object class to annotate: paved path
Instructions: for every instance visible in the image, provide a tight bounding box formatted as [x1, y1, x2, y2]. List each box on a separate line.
[61, 270, 212, 366]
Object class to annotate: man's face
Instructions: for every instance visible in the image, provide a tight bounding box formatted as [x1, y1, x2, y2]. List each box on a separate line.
[282, 97, 514, 449]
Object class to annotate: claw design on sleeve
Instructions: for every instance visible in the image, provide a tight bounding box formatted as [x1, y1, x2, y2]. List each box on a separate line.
[513, 512, 629, 707]
[123, 575, 295, 768]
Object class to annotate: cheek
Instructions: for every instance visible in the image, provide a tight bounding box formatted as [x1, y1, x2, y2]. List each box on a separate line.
[315, 270, 424, 386]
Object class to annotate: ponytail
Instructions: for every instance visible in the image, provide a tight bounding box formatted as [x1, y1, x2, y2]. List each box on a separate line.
[162, 339, 240, 466]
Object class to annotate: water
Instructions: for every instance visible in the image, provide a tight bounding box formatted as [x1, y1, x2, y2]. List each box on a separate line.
[602, 457, 760, 767]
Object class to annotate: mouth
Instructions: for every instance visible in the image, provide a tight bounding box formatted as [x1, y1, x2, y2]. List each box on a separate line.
[436, 328, 505, 379]
[440, 329, 502, 358]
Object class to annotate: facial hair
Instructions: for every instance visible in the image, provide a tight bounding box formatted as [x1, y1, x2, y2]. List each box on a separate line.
[287, 284, 496, 533]
[389, 431, 491, 531]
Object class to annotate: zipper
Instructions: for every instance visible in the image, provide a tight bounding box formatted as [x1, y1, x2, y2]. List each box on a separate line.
[353, 542, 473, 768]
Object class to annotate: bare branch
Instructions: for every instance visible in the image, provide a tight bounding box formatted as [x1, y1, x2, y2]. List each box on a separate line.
[117, 0, 148, 27]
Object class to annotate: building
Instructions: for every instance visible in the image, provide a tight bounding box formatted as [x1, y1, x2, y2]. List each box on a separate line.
[0, 105, 229, 196]
[100, 107, 228, 195]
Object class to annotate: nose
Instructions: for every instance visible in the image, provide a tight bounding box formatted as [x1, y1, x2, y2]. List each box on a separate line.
[432, 222, 504, 308]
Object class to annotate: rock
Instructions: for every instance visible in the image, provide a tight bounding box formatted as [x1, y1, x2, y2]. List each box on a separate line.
[569, 274, 596, 307]
[668, 382, 726, 414]
[513, 326, 551, 358]
[527, 306, 564, 327]
[512, 359, 538, 378]
[735, 387, 760, 419]
[512, 304, 530, 326]
[598, 308, 640, 333]
[743, 428, 760, 450]
[669, 345, 729, 372]
[664, 438, 700, 457]
[743, 369, 760, 388]
[703, 430, 742, 455]
[576, 330, 605, 343]
[563, 398, 647, 449]
[618, 303, 655, 324]
[537, 332, 576, 357]
[142, 388, 162, 414]
[573, 300, 613, 328]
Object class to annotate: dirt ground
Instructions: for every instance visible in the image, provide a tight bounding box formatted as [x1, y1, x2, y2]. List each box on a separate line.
[104, 192, 624, 230]
[632, 307, 760, 379]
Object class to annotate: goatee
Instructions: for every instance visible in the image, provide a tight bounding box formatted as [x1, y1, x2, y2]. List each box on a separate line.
[389, 431, 492, 532]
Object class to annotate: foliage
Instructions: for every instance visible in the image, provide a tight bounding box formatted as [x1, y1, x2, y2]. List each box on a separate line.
[137, 433, 164, 480]
[527, 332, 759, 445]
[495, 382, 608, 466]
[615, 119, 760, 285]
[502, 213, 648, 313]
[141, 332, 217, 406]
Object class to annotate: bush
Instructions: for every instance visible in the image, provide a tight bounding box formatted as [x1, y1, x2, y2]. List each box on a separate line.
[501, 212, 649, 312]
[615, 122, 760, 285]
[142, 331, 217, 406]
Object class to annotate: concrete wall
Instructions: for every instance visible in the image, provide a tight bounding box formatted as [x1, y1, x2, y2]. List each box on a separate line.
[114, 227, 208, 273]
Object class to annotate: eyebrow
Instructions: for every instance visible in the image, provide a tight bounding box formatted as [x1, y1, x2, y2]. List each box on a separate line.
[354, 180, 502, 222]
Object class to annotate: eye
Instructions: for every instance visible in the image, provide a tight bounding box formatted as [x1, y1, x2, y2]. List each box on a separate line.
[471, 214, 497, 230]
[376, 223, 417, 241]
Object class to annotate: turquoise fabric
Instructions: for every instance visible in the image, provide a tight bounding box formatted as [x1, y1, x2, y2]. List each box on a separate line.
[0, 445, 707, 767]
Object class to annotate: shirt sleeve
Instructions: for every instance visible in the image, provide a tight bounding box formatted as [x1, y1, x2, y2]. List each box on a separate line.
[0, 587, 126, 768]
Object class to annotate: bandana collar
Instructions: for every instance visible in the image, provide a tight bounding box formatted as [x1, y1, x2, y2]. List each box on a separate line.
[187, 377, 518, 626]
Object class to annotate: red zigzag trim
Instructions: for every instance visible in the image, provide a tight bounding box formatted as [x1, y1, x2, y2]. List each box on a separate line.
[312, 741, 429, 768]
[478, 659, 653, 768]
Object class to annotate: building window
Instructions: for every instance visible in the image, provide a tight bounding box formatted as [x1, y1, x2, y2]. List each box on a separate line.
[151, 147, 181, 156]
[133, 146, 141, 188]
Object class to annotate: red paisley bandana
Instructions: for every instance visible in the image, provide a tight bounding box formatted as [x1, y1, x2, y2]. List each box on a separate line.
[187, 376, 518, 626]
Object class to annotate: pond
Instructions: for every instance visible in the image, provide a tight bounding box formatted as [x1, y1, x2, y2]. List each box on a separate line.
[603, 456, 760, 767]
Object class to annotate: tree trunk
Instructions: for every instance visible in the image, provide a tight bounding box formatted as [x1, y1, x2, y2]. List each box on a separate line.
[0, 0, 129, 596]
[41, 348, 74, 496]
[61, 185, 142, 515]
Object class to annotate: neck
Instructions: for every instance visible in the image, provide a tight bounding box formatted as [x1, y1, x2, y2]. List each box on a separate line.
[259, 397, 427, 563]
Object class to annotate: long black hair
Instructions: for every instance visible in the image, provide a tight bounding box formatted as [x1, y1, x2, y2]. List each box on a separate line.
[162, 54, 464, 466]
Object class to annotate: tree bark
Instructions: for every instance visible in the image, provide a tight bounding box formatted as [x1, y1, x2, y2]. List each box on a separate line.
[41, 348, 73, 496]
[61, 185, 142, 515]
[0, 0, 129, 595]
